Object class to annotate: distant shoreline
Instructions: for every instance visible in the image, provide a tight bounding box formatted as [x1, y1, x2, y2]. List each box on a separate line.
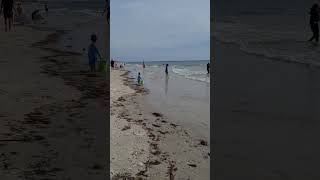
[118, 59, 210, 63]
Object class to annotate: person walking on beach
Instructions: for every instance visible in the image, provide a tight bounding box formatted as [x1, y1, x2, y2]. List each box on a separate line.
[88, 34, 102, 72]
[16, 2, 22, 17]
[0, 0, 14, 32]
[143, 60, 145, 68]
[309, 3, 320, 43]
[165, 64, 169, 74]
[44, 3, 48, 13]
[207, 63, 210, 74]
[31, 9, 43, 21]
[111, 58, 114, 68]
[103, 0, 110, 24]
[137, 72, 142, 85]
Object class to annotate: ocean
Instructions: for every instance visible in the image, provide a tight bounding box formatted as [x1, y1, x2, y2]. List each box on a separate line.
[213, 1, 320, 178]
[214, 0, 320, 66]
[124, 60, 210, 139]
[126, 60, 210, 83]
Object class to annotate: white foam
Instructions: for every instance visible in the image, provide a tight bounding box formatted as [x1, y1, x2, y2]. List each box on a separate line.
[172, 66, 209, 83]
[215, 16, 320, 67]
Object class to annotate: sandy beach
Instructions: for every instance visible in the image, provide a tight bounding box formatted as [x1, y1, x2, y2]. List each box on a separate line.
[0, 2, 108, 180]
[110, 69, 210, 179]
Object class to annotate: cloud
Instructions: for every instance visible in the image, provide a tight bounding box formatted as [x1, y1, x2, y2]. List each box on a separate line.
[111, 0, 209, 61]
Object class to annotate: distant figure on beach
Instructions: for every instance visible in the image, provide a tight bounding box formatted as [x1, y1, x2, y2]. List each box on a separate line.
[16, 2, 22, 16]
[165, 64, 169, 74]
[207, 63, 210, 74]
[45, 3, 48, 13]
[309, 3, 320, 43]
[88, 34, 102, 72]
[31, 9, 43, 21]
[143, 60, 145, 68]
[137, 72, 142, 85]
[14, 2, 26, 25]
[0, 0, 14, 32]
[111, 59, 115, 68]
[103, 0, 110, 24]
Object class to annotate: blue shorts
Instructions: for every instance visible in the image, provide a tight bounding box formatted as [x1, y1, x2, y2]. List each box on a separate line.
[89, 58, 96, 65]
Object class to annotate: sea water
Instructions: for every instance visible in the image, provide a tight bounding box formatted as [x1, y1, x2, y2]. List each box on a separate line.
[214, 0, 320, 66]
[125, 60, 210, 139]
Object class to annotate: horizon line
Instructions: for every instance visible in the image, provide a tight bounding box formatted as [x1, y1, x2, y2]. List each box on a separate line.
[113, 59, 210, 62]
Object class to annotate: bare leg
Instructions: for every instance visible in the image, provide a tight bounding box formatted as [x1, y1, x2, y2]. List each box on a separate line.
[8, 18, 12, 31]
[4, 18, 7, 32]
[11, 16, 14, 30]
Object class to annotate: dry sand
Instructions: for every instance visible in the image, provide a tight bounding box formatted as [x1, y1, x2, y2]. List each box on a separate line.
[110, 69, 210, 179]
[0, 24, 108, 179]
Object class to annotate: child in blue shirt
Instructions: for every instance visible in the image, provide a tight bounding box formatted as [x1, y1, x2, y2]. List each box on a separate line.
[137, 72, 141, 84]
[88, 34, 101, 72]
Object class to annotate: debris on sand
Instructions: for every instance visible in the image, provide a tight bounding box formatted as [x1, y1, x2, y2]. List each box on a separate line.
[199, 139, 208, 146]
[152, 124, 161, 128]
[158, 130, 169, 135]
[111, 172, 135, 180]
[148, 133, 155, 139]
[151, 149, 161, 156]
[150, 143, 161, 156]
[170, 123, 178, 128]
[187, 163, 197, 168]
[148, 160, 161, 166]
[152, 112, 162, 117]
[121, 125, 131, 131]
[135, 119, 143, 123]
[136, 169, 148, 177]
[167, 161, 177, 180]
[117, 96, 126, 102]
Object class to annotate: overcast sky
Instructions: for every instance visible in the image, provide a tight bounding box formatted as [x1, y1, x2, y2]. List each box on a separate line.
[110, 0, 209, 61]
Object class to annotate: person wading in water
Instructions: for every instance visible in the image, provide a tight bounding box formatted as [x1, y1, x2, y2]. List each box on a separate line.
[309, 3, 320, 43]
[0, 0, 14, 32]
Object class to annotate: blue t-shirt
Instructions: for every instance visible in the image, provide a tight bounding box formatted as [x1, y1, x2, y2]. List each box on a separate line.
[88, 43, 100, 64]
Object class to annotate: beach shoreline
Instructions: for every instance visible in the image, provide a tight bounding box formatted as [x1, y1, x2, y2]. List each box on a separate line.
[111, 69, 210, 179]
[0, 4, 108, 179]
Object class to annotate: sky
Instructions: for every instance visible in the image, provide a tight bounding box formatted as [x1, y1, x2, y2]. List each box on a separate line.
[110, 0, 210, 61]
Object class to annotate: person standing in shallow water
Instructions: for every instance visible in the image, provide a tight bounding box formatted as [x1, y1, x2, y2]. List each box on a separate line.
[0, 0, 14, 32]
[165, 64, 169, 74]
[103, 0, 110, 24]
[45, 3, 48, 13]
[88, 34, 102, 72]
[207, 63, 210, 74]
[309, 3, 320, 43]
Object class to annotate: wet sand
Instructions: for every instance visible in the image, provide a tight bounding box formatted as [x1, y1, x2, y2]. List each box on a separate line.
[0, 20, 108, 180]
[110, 69, 210, 179]
[213, 41, 320, 179]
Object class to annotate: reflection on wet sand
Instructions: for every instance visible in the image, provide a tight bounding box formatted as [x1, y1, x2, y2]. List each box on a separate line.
[165, 74, 169, 95]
